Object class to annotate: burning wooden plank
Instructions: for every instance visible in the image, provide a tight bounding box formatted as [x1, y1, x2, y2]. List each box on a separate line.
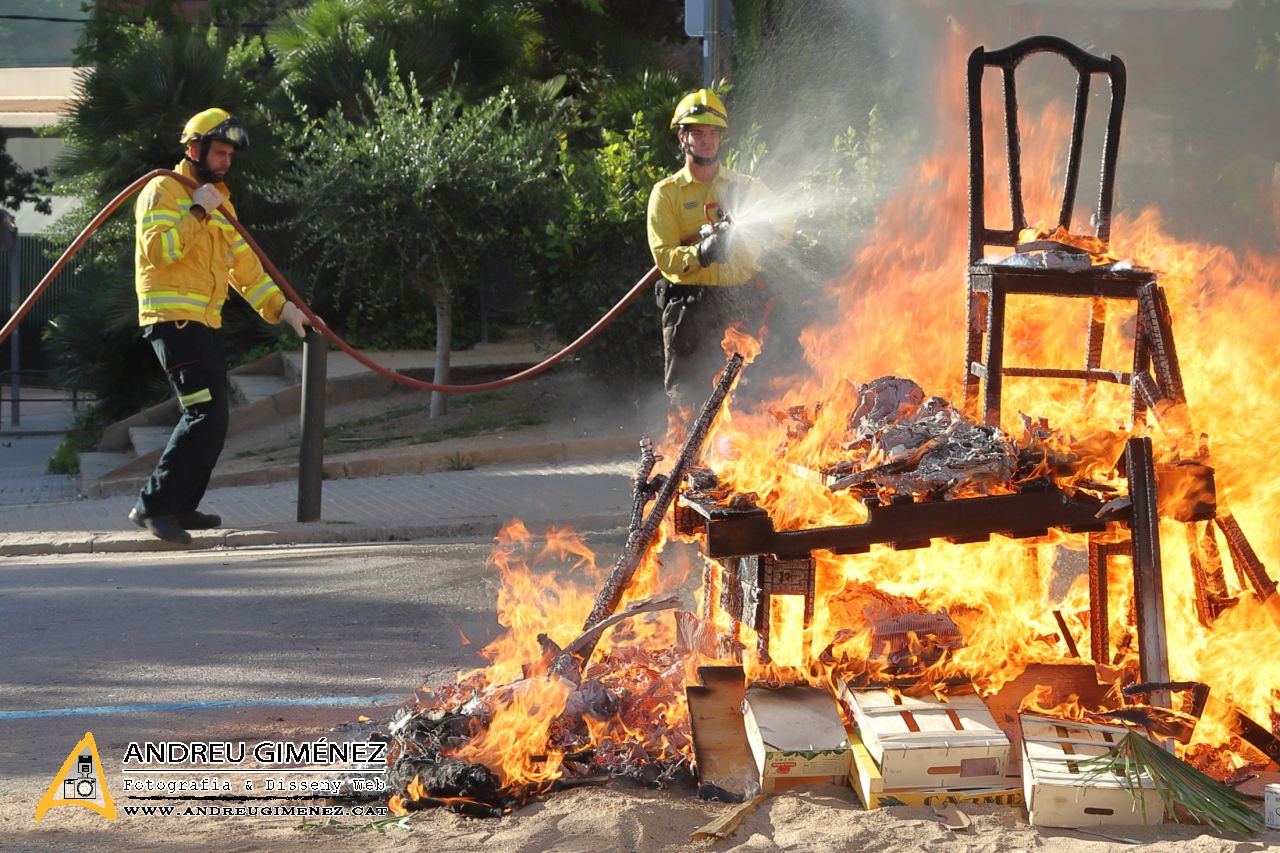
[575, 353, 744, 663]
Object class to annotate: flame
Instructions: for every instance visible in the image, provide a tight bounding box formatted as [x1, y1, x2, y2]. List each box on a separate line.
[454, 676, 572, 788]
[722, 323, 763, 363]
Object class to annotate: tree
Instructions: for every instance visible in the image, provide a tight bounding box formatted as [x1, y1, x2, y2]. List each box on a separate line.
[0, 133, 52, 214]
[56, 23, 283, 211]
[528, 71, 689, 396]
[273, 66, 562, 416]
[267, 0, 542, 119]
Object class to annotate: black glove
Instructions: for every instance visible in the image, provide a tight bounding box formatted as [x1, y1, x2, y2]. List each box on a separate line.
[696, 227, 727, 267]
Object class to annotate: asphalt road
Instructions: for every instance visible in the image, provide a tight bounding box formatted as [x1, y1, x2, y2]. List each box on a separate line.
[0, 537, 621, 844]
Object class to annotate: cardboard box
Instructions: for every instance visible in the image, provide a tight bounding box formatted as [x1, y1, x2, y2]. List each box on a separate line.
[1021, 714, 1165, 828]
[838, 682, 1011, 789]
[849, 731, 1024, 809]
[685, 666, 759, 801]
[1265, 783, 1280, 830]
[742, 685, 851, 793]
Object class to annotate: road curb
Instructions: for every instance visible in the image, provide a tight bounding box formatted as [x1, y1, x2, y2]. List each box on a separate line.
[0, 514, 632, 557]
[84, 433, 645, 497]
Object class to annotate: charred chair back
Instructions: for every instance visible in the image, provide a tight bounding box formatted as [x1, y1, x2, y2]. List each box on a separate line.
[966, 35, 1126, 263]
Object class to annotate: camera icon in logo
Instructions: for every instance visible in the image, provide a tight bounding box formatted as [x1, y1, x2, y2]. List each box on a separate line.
[63, 754, 97, 800]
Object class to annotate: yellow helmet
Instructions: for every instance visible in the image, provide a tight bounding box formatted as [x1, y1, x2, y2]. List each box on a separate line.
[670, 89, 728, 129]
[179, 108, 249, 150]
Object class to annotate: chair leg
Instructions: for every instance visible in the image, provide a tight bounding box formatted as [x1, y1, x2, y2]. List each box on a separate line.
[1130, 300, 1151, 430]
[963, 287, 986, 420]
[982, 285, 1006, 427]
[1082, 297, 1106, 413]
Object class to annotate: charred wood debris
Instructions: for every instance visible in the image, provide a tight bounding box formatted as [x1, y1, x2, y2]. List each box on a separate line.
[383, 355, 744, 815]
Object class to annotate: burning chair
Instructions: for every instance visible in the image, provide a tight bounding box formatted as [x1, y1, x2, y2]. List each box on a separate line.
[679, 36, 1278, 718]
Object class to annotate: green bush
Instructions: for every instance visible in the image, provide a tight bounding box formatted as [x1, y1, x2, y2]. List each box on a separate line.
[528, 110, 672, 395]
[47, 405, 116, 476]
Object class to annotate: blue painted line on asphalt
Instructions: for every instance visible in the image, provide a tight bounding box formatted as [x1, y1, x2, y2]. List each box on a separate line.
[0, 694, 405, 720]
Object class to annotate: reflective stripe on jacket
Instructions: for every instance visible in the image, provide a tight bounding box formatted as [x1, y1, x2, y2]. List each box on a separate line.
[134, 159, 286, 328]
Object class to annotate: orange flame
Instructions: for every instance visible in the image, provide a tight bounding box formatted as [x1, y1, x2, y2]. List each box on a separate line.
[722, 323, 763, 363]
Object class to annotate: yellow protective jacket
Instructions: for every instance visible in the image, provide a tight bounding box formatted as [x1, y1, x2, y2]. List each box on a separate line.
[134, 159, 286, 328]
[646, 164, 793, 287]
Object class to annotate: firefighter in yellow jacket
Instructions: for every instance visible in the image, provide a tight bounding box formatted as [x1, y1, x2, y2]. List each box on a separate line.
[647, 89, 792, 408]
[128, 108, 312, 544]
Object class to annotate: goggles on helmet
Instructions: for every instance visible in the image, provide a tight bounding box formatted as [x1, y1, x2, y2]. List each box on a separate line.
[675, 102, 728, 126]
[202, 117, 249, 150]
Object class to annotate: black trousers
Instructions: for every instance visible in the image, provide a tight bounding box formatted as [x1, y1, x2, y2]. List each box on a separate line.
[133, 321, 230, 518]
[659, 280, 770, 408]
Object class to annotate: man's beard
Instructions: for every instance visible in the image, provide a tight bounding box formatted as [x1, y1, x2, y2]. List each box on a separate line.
[192, 159, 227, 183]
[188, 150, 227, 183]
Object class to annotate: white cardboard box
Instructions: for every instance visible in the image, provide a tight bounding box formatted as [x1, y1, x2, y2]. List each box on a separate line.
[839, 682, 1010, 789]
[742, 685, 851, 793]
[849, 730, 1024, 810]
[1021, 713, 1165, 828]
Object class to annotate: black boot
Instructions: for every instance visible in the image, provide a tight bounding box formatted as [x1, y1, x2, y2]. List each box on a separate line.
[128, 508, 192, 545]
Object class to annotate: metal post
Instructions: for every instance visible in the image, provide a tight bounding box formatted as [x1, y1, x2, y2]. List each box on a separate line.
[296, 327, 327, 522]
[3, 213, 18, 427]
[704, 0, 719, 88]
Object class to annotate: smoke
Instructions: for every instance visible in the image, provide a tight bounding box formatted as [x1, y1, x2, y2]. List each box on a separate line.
[734, 1, 1280, 252]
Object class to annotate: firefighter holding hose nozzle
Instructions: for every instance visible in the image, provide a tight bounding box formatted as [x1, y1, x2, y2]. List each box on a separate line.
[646, 89, 792, 410]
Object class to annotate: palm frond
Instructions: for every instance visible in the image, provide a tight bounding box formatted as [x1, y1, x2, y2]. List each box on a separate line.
[1081, 730, 1264, 836]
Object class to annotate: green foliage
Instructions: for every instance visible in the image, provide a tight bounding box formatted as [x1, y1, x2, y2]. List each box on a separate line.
[528, 108, 670, 393]
[790, 106, 895, 277]
[728, 0, 904, 160]
[524, 0, 687, 82]
[0, 132, 52, 213]
[55, 23, 283, 213]
[270, 62, 563, 355]
[267, 0, 543, 119]
[75, 0, 283, 66]
[46, 405, 116, 476]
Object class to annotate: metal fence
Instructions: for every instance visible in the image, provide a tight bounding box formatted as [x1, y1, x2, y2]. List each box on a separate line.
[3, 232, 97, 372]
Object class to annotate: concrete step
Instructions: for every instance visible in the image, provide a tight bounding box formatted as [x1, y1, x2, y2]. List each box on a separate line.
[230, 373, 293, 406]
[78, 451, 132, 493]
[128, 425, 172, 457]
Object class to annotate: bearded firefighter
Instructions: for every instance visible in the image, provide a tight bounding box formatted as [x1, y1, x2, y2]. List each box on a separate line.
[646, 89, 793, 409]
[128, 108, 312, 544]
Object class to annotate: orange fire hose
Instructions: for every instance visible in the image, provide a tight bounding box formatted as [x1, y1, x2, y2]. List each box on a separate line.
[0, 168, 660, 393]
